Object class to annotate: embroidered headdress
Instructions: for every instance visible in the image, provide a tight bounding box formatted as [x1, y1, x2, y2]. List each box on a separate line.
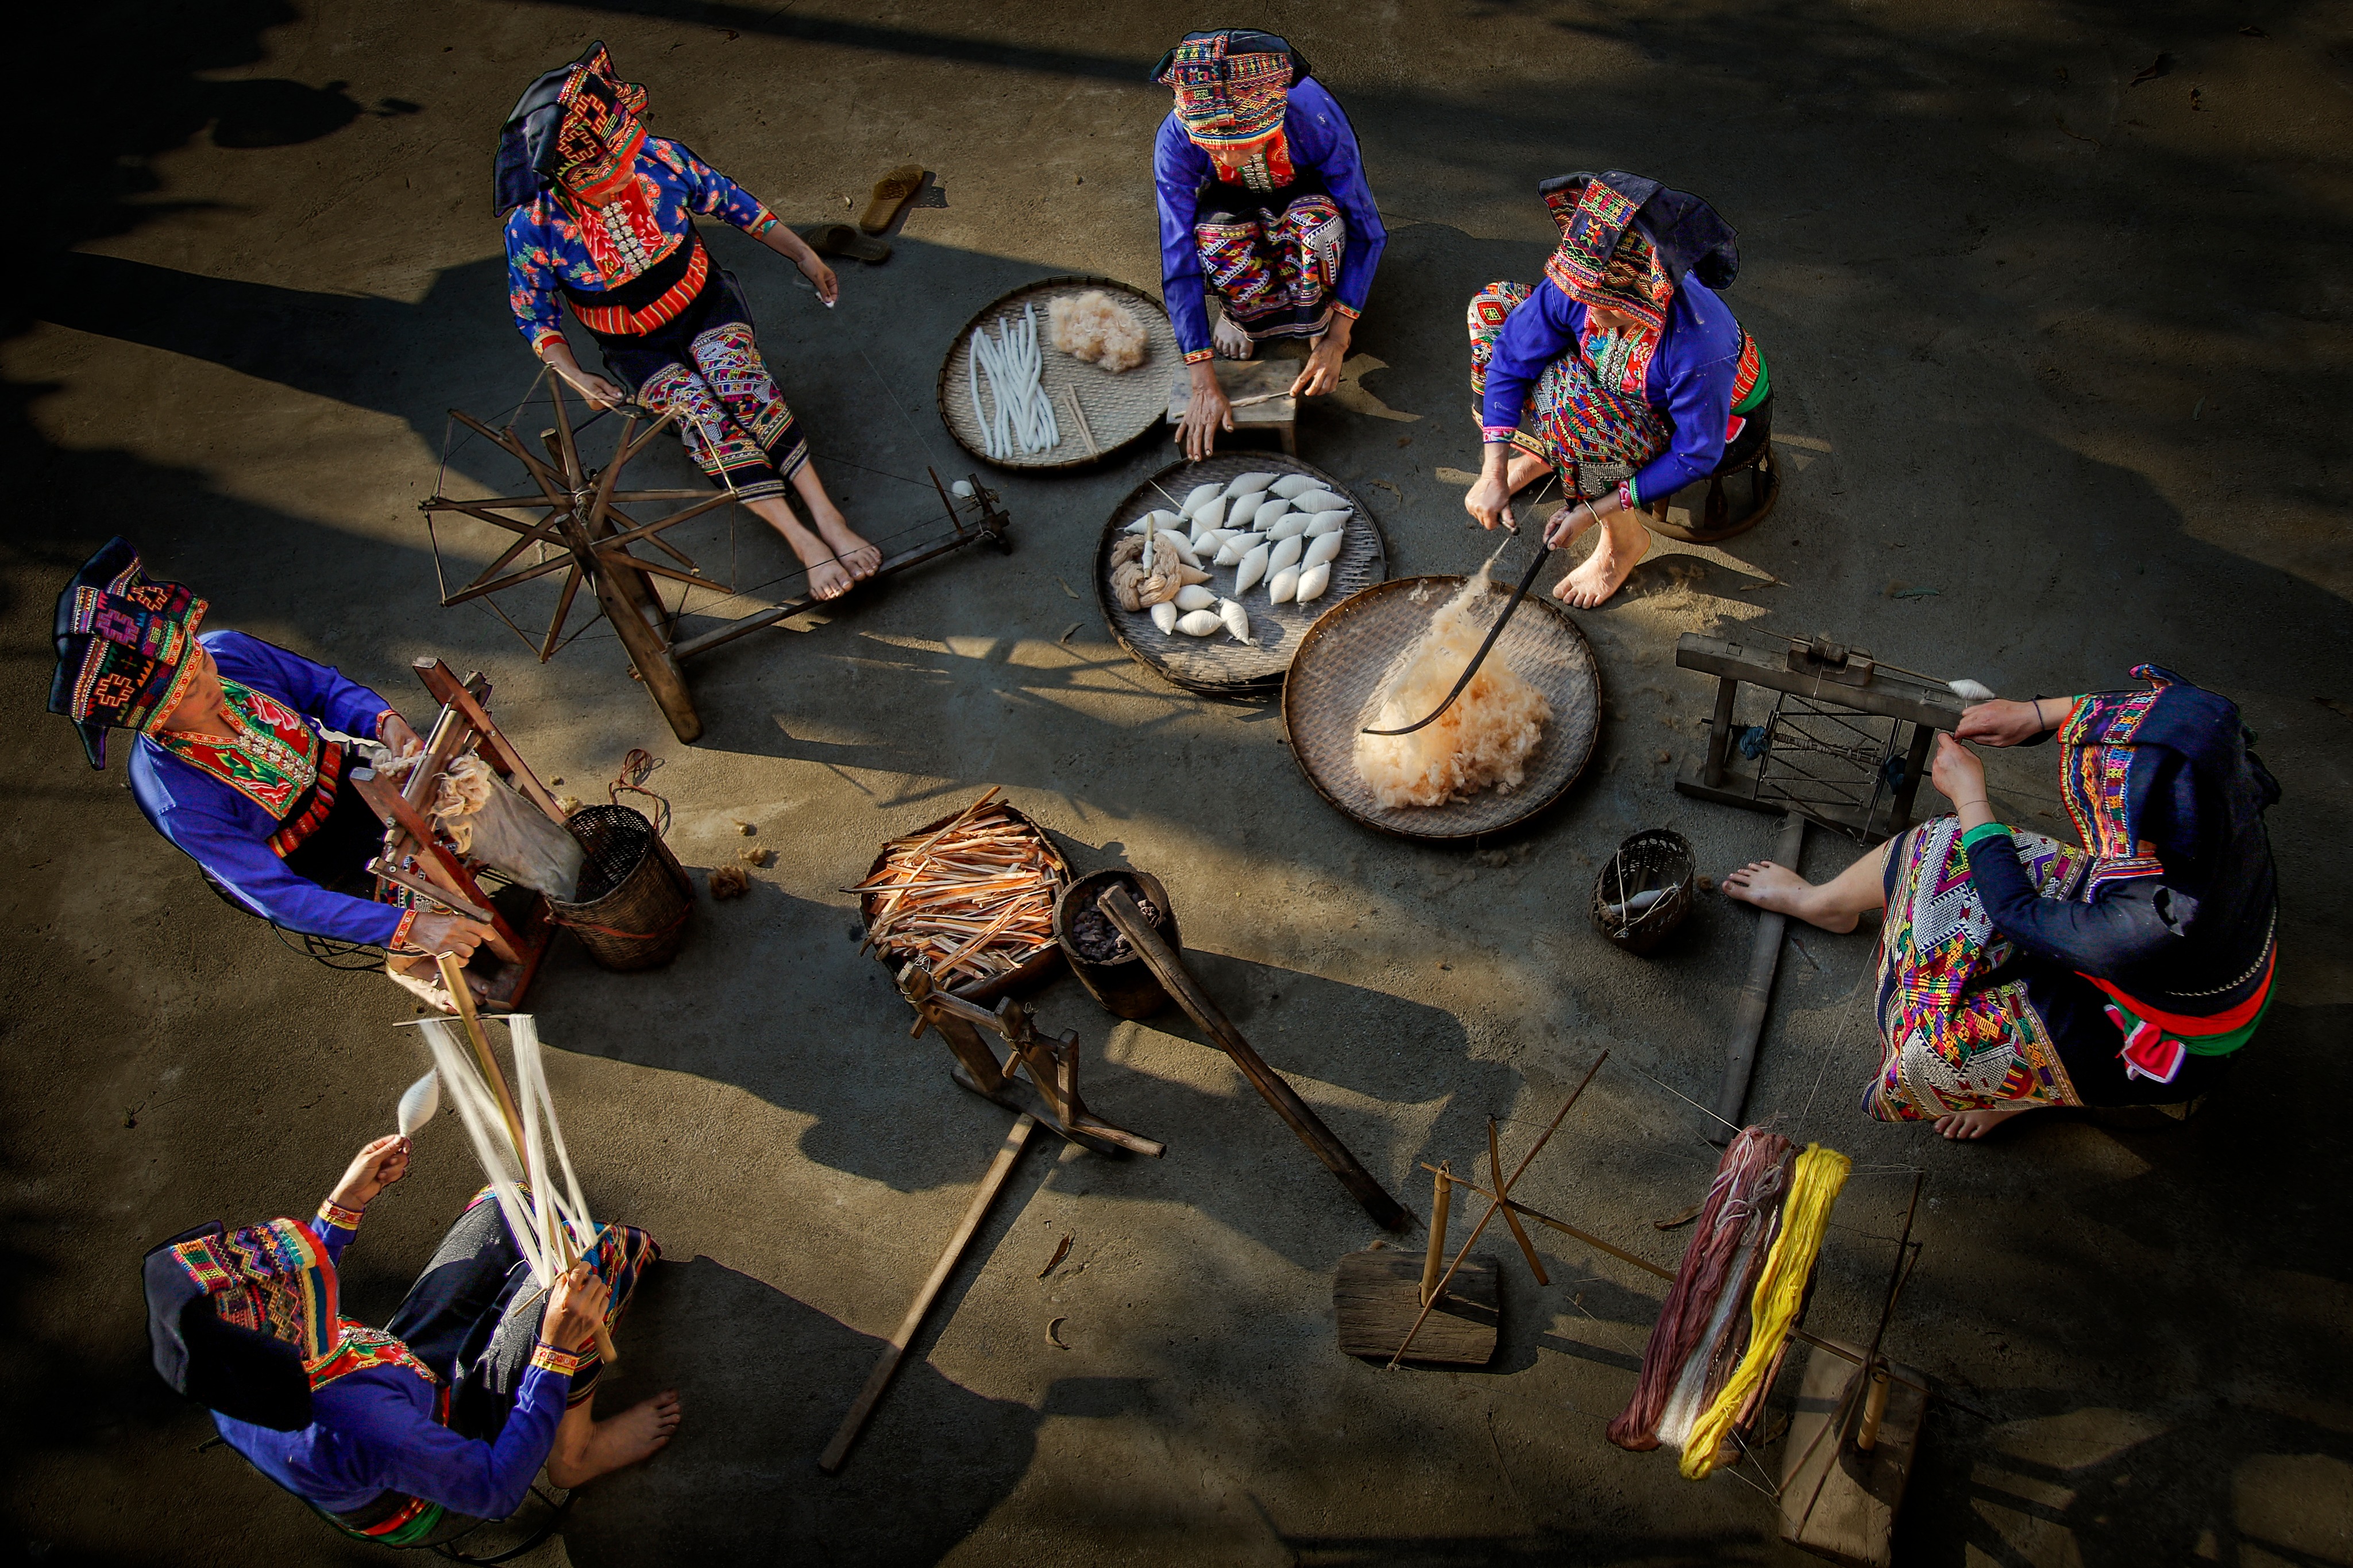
[48, 537, 207, 770]
[1152, 29, 1310, 150]
[1538, 171, 1741, 333]
[493, 42, 650, 214]
[143, 1219, 337, 1431]
[2059, 665, 2280, 897]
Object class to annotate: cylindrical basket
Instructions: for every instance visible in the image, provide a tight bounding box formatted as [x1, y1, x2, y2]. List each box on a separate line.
[1591, 828, 1696, 956]
[549, 805, 695, 971]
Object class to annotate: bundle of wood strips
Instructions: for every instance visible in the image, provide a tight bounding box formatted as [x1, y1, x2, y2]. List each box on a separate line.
[852, 789, 1066, 985]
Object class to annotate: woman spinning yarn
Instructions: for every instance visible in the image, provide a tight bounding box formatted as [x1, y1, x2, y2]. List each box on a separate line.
[497, 44, 879, 600]
[1723, 669, 2281, 1140]
[1152, 29, 1387, 458]
[1465, 172, 1770, 607]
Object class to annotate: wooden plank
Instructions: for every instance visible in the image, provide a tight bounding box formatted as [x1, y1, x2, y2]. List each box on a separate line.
[348, 770, 524, 964]
[1334, 1250, 1497, 1365]
[819, 1115, 1036, 1473]
[1712, 812, 1806, 1142]
[1675, 633, 1963, 729]
[1779, 1338, 1925, 1568]
[1098, 886, 1408, 1231]
[410, 661, 569, 827]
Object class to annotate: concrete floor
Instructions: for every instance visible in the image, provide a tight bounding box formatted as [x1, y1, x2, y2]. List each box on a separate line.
[7, 1, 2352, 1563]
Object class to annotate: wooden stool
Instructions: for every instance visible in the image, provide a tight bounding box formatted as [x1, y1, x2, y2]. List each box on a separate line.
[1651, 405, 1781, 544]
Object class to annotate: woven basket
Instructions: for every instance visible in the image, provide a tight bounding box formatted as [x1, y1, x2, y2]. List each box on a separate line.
[1591, 828, 1696, 956]
[549, 805, 695, 971]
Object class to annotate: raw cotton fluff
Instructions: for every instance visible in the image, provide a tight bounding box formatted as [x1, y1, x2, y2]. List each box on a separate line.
[1048, 291, 1151, 373]
[1353, 563, 1552, 808]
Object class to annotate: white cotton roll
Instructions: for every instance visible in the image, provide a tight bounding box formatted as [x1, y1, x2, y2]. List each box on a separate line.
[1175, 609, 1225, 636]
[1270, 473, 1325, 499]
[1251, 496, 1293, 531]
[1141, 509, 1184, 532]
[1219, 598, 1251, 643]
[1224, 471, 1276, 500]
[1181, 482, 1222, 517]
[1267, 565, 1301, 604]
[1235, 543, 1270, 594]
[1302, 532, 1343, 569]
[1174, 585, 1218, 612]
[1295, 562, 1332, 602]
[1267, 513, 1310, 542]
[1193, 497, 1228, 532]
[1305, 511, 1349, 536]
[1156, 531, 1200, 567]
[1267, 535, 1304, 574]
[1293, 490, 1349, 513]
[1150, 600, 1179, 634]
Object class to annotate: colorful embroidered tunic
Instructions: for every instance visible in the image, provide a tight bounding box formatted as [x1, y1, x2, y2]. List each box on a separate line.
[215, 1206, 575, 1522]
[128, 631, 402, 947]
[504, 137, 778, 354]
[1154, 78, 1386, 362]
[1478, 276, 1765, 510]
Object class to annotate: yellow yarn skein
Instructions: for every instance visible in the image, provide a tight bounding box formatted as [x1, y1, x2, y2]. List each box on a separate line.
[1678, 1142, 1852, 1480]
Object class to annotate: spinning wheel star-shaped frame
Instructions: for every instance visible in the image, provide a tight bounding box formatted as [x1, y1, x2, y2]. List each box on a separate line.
[421, 379, 724, 741]
[422, 376, 1017, 746]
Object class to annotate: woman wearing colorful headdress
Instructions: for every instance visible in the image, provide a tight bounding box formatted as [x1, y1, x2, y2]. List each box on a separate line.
[1152, 29, 1387, 459]
[47, 538, 498, 1001]
[144, 1134, 669, 1545]
[1465, 171, 1768, 607]
[497, 43, 879, 600]
[1721, 670, 2281, 1139]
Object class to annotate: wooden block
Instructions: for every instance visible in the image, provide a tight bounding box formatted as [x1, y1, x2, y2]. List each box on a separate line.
[1167, 356, 1298, 431]
[1332, 1249, 1498, 1365]
[1777, 1337, 1926, 1568]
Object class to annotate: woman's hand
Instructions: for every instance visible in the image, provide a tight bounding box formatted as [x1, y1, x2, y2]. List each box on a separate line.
[541, 342, 625, 411]
[542, 1261, 612, 1351]
[1931, 732, 1992, 823]
[1464, 445, 1517, 532]
[376, 713, 422, 758]
[406, 912, 498, 960]
[1290, 316, 1353, 398]
[1956, 697, 2062, 748]
[1542, 493, 1614, 547]
[796, 252, 840, 307]
[330, 1134, 411, 1211]
[1179, 364, 1232, 460]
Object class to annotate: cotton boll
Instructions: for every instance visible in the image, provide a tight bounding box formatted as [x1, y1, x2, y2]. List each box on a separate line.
[1224, 472, 1275, 501]
[1302, 532, 1343, 569]
[1295, 562, 1332, 602]
[1267, 513, 1310, 542]
[951, 480, 975, 499]
[1150, 600, 1179, 634]
[1267, 565, 1301, 604]
[1175, 609, 1225, 636]
[1219, 598, 1251, 643]
[1267, 535, 1304, 574]
[1174, 585, 1218, 612]
[1235, 543, 1270, 594]
[1293, 491, 1349, 514]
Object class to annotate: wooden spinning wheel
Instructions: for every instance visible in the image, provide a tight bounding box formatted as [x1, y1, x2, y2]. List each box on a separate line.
[422, 379, 728, 741]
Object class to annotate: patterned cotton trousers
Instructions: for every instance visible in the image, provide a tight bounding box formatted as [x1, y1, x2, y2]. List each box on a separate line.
[1466, 280, 1668, 499]
[597, 280, 808, 503]
[1195, 192, 1346, 342]
[1866, 817, 2090, 1121]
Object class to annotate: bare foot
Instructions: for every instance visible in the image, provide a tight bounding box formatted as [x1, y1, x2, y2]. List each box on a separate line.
[809, 503, 882, 585]
[1556, 516, 1649, 607]
[1721, 860, 1860, 933]
[1212, 313, 1256, 360]
[1931, 1105, 2044, 1141]
[547, 1391, 682, 1488]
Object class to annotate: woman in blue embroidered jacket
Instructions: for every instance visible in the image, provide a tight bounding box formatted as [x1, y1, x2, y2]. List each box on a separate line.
[1152, 29, 1387, 458]
[144, 1135, 670, 1546]
[1465, 172, 1770, 607]
[1722, 669, 2279, 1139]
[47, 539, 496, 999]
[498, 44, 878, 601]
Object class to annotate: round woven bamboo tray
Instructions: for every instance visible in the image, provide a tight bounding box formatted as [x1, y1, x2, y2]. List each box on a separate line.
[1280, 574, 1602, 841]
[1096, 454, 1388, 700]
[936, 276, 1178, 471]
